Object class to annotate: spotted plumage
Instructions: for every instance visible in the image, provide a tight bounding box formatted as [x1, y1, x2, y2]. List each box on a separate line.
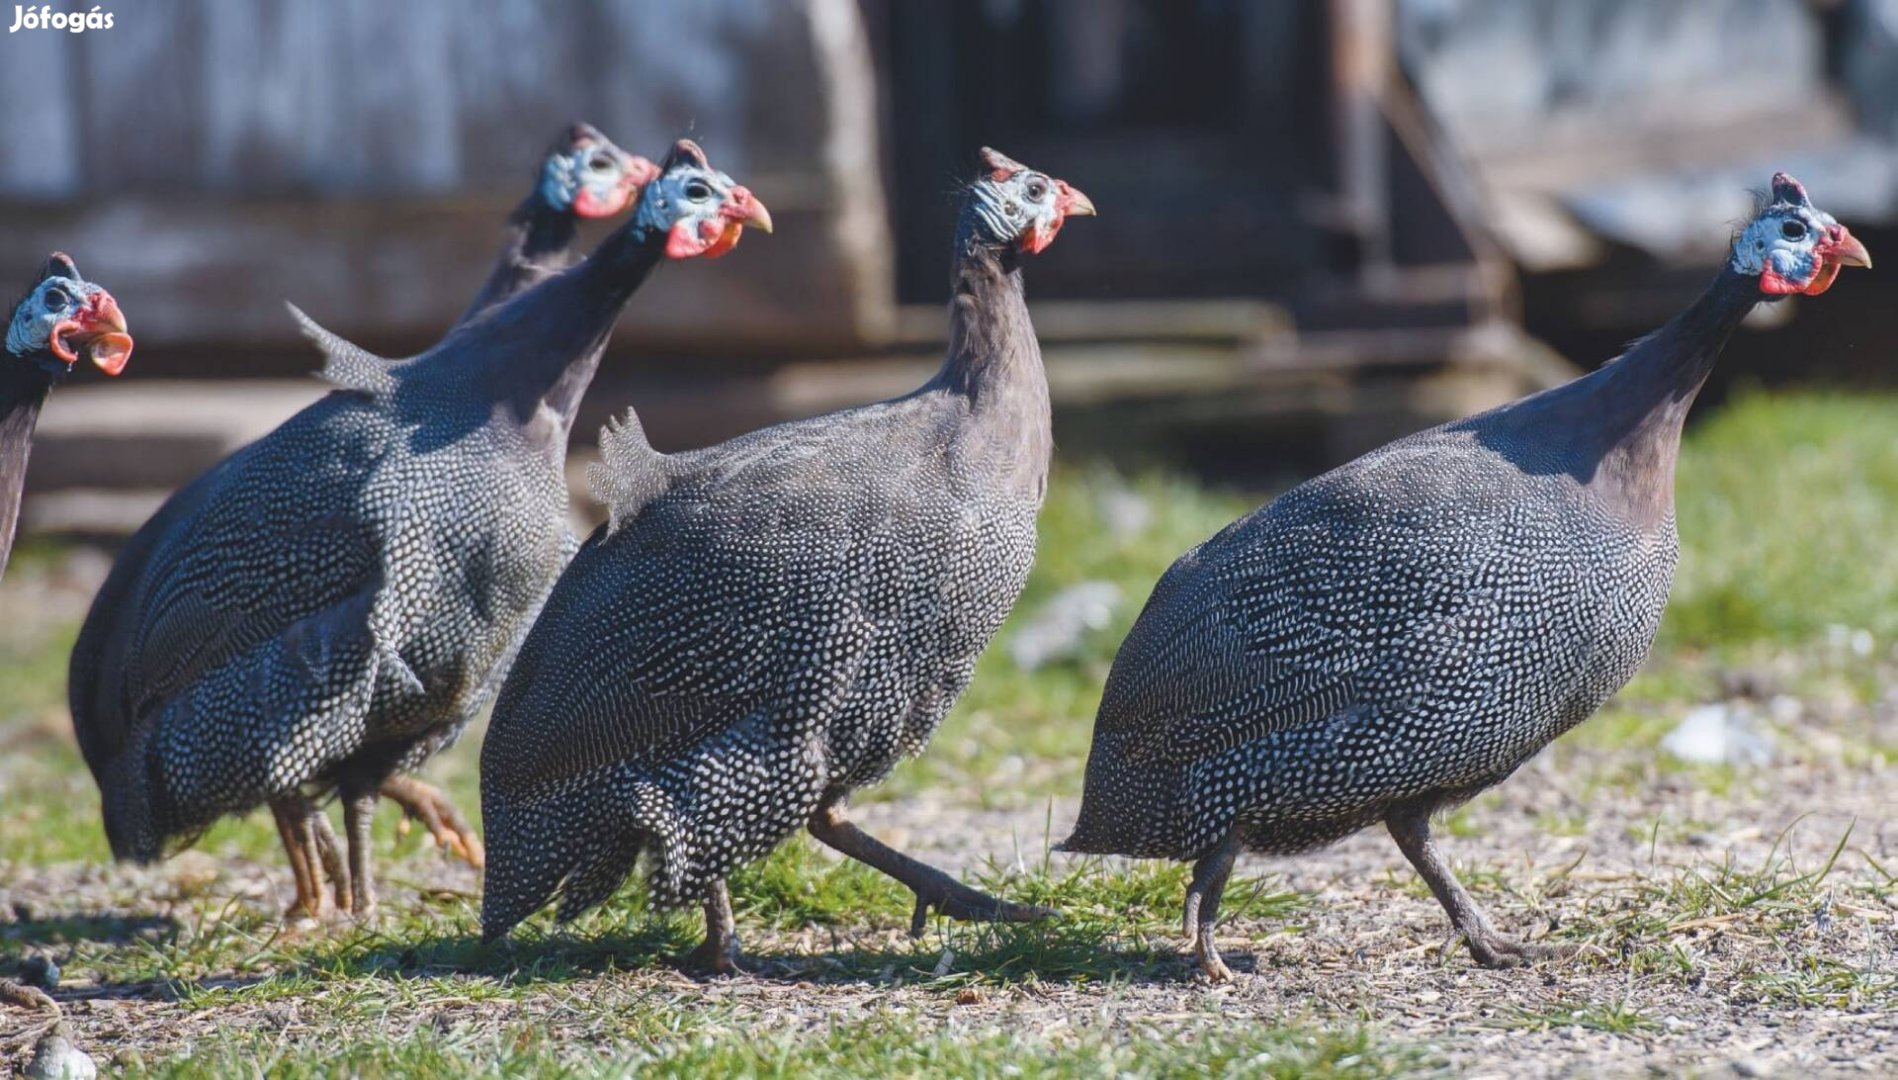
[480, 148, 1095, 968]
[68, 139, 767, 919]
[1060, 174, 1870, 980]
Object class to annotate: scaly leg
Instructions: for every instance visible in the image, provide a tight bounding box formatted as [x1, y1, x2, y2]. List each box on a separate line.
[343, 789, 380, 917]
[1183, 832, 1237, 982]
[681, 879, 745, 975]
[270, 795, 331, 920]
[1386, 804, 1572, 968]
[380, 776, 485, 868]
[807, 799, 1054, 937]
[312, 807, 350, 912]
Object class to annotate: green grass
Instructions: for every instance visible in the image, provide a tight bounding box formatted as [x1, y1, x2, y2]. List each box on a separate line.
[1667, 390, 1898, 649]
[123, 1014, 1430, 1080]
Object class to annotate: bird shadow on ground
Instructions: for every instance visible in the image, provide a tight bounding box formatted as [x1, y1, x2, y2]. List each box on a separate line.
[2, 911, 179, 950]
[290, 917, 1216, 990]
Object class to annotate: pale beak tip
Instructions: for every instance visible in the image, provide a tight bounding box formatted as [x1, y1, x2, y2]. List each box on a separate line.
[1837, 231, 1872, 269]
[1066, 189, 1097, 218]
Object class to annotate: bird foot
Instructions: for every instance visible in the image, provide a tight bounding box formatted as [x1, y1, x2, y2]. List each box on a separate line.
[680, 938, 748, 976]
[1463, 930, 1575, 969]
[905, 876, 1056, 938]
[1185, 923, 1233, 982]
[381, 778, 485, 868]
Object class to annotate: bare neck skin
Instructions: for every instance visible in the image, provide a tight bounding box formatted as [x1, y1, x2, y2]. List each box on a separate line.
[0, 357, 57, 577]
[929, 240, 1052, 490]
[407, 212, 666, 439]
[458, 192, 578, 325]
[1485, 265, 1760, 527]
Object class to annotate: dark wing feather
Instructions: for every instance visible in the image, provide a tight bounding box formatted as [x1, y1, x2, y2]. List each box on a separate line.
[1098, 438, 1518, 763]
[484, 402, 945, 799]
[70, 397, 389, 781]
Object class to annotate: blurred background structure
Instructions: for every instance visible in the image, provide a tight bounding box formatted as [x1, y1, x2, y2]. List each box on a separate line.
[4, 0, 1897, 537]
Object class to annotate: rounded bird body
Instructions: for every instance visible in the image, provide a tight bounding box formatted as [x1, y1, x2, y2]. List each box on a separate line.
[1061, 173, 1871, 979]
[1067, 418, 1675, 863]
[483, 391, 1040, 919]
[73, 354, 575, 861]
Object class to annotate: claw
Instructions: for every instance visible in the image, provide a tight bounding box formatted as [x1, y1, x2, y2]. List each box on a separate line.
[380, 778, 486, 869]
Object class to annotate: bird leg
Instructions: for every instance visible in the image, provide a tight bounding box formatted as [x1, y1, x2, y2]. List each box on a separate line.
[807, 800, 1054, 937]
[380, 776, 485, 868]
[1182, 833, 1237, 982]
[680, 879, 745, 975]
[271, 795, 335, 920]
[342, 788, 380, 917]
[1385, 804, 1571, 968]
[310, 807, 351, 912]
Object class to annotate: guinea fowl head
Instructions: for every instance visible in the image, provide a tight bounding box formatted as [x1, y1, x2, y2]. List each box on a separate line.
[635, 139, 774, 260]
[538, 122, 659, 219]
[959, 147, 1096, 257]
[1733, 173, 1871, 297]
[6, 253, 133, 379]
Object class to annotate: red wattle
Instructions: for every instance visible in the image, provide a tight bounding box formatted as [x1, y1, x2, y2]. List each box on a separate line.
[1757, 265, 1800, 295]
[571, 187, 618, 219]
[665, 221, 709, 259]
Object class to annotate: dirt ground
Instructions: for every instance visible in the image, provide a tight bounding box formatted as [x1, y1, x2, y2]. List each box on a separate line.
[4, 754, 1895, 1077]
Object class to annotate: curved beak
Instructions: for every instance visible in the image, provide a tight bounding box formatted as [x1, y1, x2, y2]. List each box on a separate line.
[727, 186, 773, 235]
[55, 290, 133, 375]
[1060, 183, 1097, 219]
[1834, 228, 1873, 269]
[697, 186, 773, 260]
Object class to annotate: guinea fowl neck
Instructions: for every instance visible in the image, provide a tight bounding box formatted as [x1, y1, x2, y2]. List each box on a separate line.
[1587, 265, 1758, 429]
[0, 358, 56, 574]
[458, 193, 578, 323]
[1504, 264, 1759, 526]
[438, 213, 666, 434]
[933, 241, 1048, 412]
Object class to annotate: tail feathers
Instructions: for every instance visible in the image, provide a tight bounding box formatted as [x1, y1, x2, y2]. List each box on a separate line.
[285, 302, 400, 396]
[588, 411, 668, 533]
[99, 736, 166, 863]
[480, 776, 690, 941]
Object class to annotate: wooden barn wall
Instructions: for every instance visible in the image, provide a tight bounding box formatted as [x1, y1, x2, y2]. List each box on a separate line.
[0, 0, 893, 362]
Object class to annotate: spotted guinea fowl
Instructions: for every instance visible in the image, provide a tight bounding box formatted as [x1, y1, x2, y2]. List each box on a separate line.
[2, 254, 132, 581]
[1060, 174, 1870, 981]
[480, 148, 1095, 970]
[68, 140, 771, 919]
[460, 123, 657, 323]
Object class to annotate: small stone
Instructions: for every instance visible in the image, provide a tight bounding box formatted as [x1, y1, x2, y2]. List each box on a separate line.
[19, 954, 59, 990]
[1660, 704, 1773, 766]
[1731, 1059, 1768, 1078]
[955, 987, 984, 1005]
[24, 1034, 97, 1080]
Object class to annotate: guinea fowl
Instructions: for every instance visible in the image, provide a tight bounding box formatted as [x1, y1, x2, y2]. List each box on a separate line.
[68, 139, 771, 919]
[479, 148, 1095, 970]
[2, 254, 132, 581]
[1059, 174, 1870, 981]
[460, 123, 657, 323]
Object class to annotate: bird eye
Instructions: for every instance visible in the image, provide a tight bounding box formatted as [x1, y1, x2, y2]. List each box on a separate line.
[588, 154, 614, 172]
[1781, 219, 1808, 241]
[42, 286, 69, 310]
[684, 181, 712, 201]
[1025, 179, 1048, 201]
